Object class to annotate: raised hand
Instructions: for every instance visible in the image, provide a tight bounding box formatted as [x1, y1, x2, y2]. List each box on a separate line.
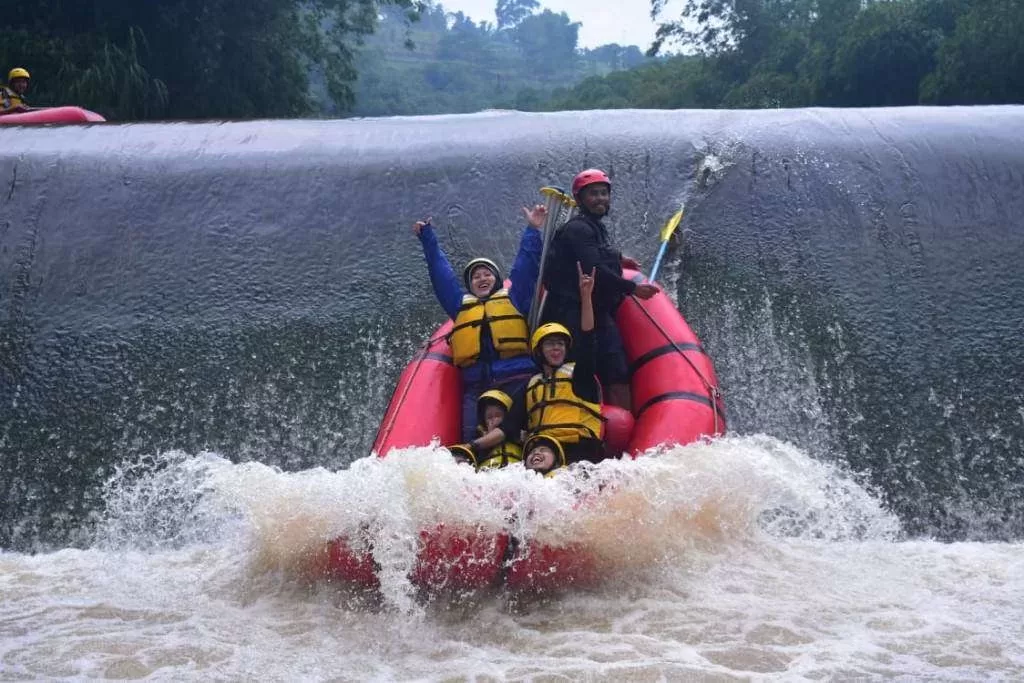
[413, 217, 432, 236]
[577, 261, 596, 299]
[523, 204, 547, 229]
[633, 283, 659, 300]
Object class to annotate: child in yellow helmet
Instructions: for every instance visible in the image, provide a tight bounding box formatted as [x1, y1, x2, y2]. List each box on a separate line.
[449, 389, 523, 470]
[474, 389, 522, 469]
[522, 434, 567, 477]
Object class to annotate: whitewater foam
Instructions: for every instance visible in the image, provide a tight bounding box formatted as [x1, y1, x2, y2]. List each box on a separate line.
[3, 436, 1020, 679]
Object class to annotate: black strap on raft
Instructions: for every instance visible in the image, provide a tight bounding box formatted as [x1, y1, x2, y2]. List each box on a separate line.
[630, 341, 703, 375]
[528, 376, 607, 422]
[498, 532, 522, 590]
[449, 312, 524, 335]
[496, 336, 529, 345]
[626, 292, 725, 436]
[412, 328, 456, 363]
[635, 390, 727, 427]
[528, 384, 606, 441]
[529, 420, 601, 441]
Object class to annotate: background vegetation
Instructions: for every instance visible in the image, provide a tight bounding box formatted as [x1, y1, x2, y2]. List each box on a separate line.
[346, 1, 646, 116]
[538, 0, 1024, 110]
[0, 0, 1020, 119]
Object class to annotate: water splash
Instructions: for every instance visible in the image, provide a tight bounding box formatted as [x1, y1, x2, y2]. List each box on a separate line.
[90, 435, 899, 612]
[5, 437, 1022, 680]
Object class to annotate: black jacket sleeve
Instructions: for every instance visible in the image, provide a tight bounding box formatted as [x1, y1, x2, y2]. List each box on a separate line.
[559, 221, 637, 298]
[498, 384, 528, 442]
[570, 329, 601, 404]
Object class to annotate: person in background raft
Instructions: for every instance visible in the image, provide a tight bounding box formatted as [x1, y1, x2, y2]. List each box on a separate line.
[448, 389, 523, 470]
[1, 68, 31, 114]
[468, 261, 607, 468]
[414, 204, 547, 441]
[541, 169, 659, 412]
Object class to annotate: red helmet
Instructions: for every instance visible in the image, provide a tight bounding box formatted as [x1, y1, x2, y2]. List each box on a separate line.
[571, 169, 611, 197]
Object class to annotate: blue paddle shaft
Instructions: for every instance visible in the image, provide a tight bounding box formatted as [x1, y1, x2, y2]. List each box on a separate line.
[650, 242, 670, 282]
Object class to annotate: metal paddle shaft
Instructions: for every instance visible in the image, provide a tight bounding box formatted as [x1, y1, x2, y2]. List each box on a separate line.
[529, 186, 575, 331]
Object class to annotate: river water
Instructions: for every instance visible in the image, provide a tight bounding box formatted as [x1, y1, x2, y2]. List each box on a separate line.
[3, 437, 1021, 679]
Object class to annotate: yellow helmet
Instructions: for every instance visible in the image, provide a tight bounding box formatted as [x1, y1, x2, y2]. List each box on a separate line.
[477, 389, 513, 412]
[530, 322, 572, 355]
[8, 68, 30, 82]
[463, 257, 501, 291]
[448, 444, 478, 467]
[523, 434, 567, 476]
[477, 389, 512, 411]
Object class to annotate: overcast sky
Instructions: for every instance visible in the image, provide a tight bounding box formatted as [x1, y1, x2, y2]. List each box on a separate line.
[438, 0, 683, 50]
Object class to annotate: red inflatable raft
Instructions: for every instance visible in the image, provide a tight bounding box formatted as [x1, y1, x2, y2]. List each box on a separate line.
[312, 269, 726, 593]
[0, 106, 106, 125]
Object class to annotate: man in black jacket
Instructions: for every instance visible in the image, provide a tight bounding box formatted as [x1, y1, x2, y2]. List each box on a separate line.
[540, 168, 658, 411]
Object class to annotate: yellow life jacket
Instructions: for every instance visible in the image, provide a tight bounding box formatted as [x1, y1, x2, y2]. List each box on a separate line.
[1, 86, 25, 112]
[477, 441, 523, 470]
[525, 363, 604, 444]
[449, 288, 530, 368]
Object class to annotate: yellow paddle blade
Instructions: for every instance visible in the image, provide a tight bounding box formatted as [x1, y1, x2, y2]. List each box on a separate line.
[659, 206, 685, 243]
[540, 186, 576, 208]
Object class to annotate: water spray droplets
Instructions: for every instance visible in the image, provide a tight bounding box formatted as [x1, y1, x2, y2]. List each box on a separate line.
[92, 436, 898, 611]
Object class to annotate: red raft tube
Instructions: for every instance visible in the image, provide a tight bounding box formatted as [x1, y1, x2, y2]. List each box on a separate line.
[312, 270, 725, 594]
[0, 106, 106, 125]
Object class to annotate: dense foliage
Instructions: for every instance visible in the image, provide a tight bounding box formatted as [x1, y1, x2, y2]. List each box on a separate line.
[1, 0, 1020, 119]
[533, 0, 1024, 110]
[0, 0, 417, 119]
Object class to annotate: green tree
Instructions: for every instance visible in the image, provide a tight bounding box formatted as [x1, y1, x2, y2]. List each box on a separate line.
[650, 0, 814, 63]
[0, 0, 417, 119]
[640, 0, 1019, 111]
[584, 44, 646, 73]
[722, 71, 808, 108]
[537, 55, 724, 111]
[496, 0, 540, 31]
[514, 9, 580, 75]
[921, 0, 1024, 104]
[64, 29, 169, 119]
[826, 1, 941, 106]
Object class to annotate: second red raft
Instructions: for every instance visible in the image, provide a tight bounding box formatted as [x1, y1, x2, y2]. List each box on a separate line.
[0, 106, 106, 125]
